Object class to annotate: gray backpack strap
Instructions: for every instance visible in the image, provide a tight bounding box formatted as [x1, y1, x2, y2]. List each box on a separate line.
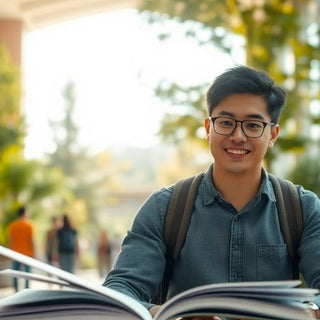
[152, 172, 204, 304]
[165, 172, 204, 260]
[268, 174, 303, 279]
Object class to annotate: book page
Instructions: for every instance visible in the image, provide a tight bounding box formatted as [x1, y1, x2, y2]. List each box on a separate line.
[155, 281, 318, 320]
[0, 245, 151, 320]
[0, 289, 143, 320]
[0, 269, 69, 287]
[161, 280, 317, 304]
[155, 295, 314, 320]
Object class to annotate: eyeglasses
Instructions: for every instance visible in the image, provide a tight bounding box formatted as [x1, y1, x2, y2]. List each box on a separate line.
[209, 116, 275, 138]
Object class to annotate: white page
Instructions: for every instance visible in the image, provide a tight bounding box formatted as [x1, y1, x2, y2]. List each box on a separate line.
[155, 280, 318, 320]
[0, 245, 151, 320]
[0, 269, 68, 287]
[155, 296, 314, 320]
[159, 280, 316, 305]
[0, 289, 142, 320]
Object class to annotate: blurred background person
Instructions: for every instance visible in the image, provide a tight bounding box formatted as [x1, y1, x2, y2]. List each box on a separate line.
[45, 216, 60, 266]
[96, 229, 111, 278]
[110, 233, 123, 267]
[56, 214, 79, 274]
[8, 206, 35, 292]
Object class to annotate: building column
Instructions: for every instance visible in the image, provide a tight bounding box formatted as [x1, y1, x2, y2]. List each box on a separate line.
[0, 19, 23, 65]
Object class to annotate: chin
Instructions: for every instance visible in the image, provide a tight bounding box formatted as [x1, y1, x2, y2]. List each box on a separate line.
[224, 164, 250, 175]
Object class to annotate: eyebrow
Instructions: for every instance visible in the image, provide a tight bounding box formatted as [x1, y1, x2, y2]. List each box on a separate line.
[216, 111, 266, 121]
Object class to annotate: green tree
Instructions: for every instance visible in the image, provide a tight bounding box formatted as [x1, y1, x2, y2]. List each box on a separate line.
[139, 0, 320, 170]
[46, 81, 125, 228]
[288, 146, 320, 196]
[0, 44, 68, 246]
[0, 44, 24, 153]
[156, 140, 210, 185]
[0, 147, 69, 245]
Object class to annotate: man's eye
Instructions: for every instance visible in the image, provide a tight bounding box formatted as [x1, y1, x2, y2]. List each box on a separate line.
[245, 122, 263, 130]
[220, 120, 234, 127]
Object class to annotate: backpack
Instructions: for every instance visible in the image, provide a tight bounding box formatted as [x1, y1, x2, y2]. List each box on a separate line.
[152, 172, 303, 304]
[58, 229, 76, 253]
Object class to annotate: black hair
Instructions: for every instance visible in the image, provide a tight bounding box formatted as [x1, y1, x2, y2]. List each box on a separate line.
[17, 206, 26, 217]
[206, 65, 286, 123]
[62, 214, 72, 229]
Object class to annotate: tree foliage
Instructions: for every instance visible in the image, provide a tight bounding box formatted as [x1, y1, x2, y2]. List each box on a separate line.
[0, 44, 24, 153]
[156, 140, 210, 185]
[288, 146, 320, 196]
[46, 81, 125, 227]
[0, 45, 68, 245]
[139, 0, 320, 170]
[0, 147, 69, 244]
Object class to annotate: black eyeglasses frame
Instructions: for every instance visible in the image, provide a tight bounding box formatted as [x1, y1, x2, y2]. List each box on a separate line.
[208, 116, 276, 138]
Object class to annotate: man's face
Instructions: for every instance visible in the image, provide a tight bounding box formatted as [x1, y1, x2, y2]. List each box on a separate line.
[204, 93, 279, 175]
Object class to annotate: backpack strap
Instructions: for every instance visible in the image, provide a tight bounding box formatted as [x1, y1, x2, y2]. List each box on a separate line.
[152, 172, 204, 304]
[268, 174, 303, 279]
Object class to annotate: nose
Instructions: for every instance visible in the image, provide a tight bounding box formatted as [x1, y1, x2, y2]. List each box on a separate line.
[230, 122, 247, 140]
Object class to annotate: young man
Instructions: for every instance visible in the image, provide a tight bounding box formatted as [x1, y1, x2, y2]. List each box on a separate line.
[104, 66, 320, 318]
[8, 206, 35, 291]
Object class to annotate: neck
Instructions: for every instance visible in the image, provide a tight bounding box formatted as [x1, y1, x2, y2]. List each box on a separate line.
[212, 165, 263, 211]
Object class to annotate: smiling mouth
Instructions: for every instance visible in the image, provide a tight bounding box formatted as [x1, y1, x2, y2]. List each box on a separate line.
[225, 148, 250, 155]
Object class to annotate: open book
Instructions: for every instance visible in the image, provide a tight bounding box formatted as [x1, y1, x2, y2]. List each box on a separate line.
[0, 245, 318, 320]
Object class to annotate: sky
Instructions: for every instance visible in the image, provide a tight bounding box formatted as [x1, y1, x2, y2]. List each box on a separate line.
[22, 9, 241, 159]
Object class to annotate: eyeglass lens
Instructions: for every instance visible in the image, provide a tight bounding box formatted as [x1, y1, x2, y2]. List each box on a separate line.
[213, 117, 267, 138]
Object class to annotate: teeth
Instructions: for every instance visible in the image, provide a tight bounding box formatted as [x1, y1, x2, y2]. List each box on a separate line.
[227, 149, 248, 154]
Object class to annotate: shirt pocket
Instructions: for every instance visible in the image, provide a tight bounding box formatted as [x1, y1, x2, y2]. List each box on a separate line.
[256, 244, 290, 280]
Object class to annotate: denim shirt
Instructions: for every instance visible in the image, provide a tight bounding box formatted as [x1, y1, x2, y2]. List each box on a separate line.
[104, 165, 320, 309]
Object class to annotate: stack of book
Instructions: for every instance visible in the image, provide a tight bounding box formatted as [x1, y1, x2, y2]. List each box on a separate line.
[0, 245, 318, 320]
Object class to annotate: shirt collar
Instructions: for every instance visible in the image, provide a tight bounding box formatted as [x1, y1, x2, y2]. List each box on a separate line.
[201, 165, 276, 206]
[262, 169, 277, 202]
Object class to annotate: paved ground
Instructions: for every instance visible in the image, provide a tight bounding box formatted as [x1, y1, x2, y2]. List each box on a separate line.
[0, 268, 103, 298]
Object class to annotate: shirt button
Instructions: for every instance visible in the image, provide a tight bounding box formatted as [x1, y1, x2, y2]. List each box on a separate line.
[233, 244, 239, 250]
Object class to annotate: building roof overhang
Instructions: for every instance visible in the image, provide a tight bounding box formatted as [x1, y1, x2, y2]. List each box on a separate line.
[0, 0, 140, 31]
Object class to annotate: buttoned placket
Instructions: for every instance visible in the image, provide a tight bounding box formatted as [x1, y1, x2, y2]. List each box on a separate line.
[229, 213, 244, 282]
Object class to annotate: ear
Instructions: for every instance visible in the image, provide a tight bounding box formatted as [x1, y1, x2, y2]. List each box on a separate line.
[268, 124, 280, 148]
[204, 117, 211, 141]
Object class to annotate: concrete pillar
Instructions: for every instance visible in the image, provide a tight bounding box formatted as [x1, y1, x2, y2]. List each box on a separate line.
[0, 19, 23, 118]
[0, 19, 23, 65]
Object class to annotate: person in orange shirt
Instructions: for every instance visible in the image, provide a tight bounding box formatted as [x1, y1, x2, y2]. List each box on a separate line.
[8, 206, 35, 291]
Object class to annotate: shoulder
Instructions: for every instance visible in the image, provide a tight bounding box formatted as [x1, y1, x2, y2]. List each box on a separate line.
[265, 173, 320, 216]
[134, 186, 173, 226]
[148, 171, 209, 210]
[151, 186, 173, 210]
[8, 220, 16, 229]
[9, 220, 24, 229]
[296, 184, 319, 200]
[135, 170, 209, 226]
[276, 178, 320, 223]
[26, 220, 34, 229]
[296, 185, 320, 216]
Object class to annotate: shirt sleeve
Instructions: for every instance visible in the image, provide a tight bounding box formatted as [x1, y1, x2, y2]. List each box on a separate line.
[298, 186, 320, 303]
[103, 188, 170, 308]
